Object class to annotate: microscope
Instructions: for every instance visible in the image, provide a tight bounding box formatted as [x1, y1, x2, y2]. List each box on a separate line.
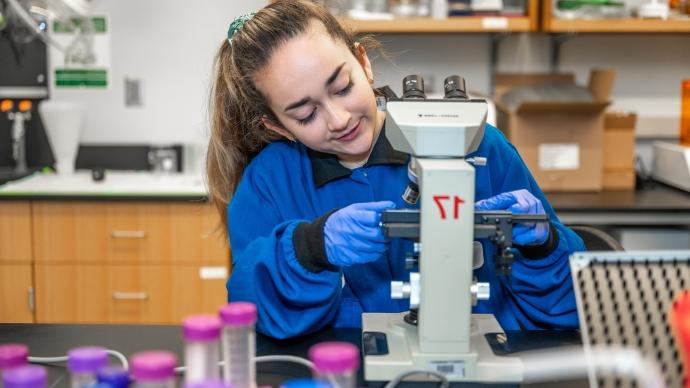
[362, 75, 547, 383]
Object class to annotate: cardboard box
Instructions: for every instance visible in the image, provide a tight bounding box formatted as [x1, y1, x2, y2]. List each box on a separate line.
[603, 112, 637, 190]
[495, 70, 614, 192]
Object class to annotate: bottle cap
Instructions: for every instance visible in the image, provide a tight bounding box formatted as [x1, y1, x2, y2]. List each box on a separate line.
[219, 302, 257, 326]
[96, 366, 130, 388]
[182, 315, 222, 342]
[0, 344, 28, 369]
[67, 347, 108, 373]
[308, 342, 359, 373]
[3, 365, 47, 388]
[130, 351, 176, 381]
[279, 378, 332, 388]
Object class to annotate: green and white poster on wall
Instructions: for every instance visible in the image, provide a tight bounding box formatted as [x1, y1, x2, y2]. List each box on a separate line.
[50, 16, 110, 89]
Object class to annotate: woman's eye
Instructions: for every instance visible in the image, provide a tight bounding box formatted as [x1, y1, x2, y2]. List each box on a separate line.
[298, 109, 317, 126]
[336, 80, 354, 96]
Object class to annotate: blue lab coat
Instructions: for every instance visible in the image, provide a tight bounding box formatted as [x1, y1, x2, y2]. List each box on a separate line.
[226, 123, 585, 339]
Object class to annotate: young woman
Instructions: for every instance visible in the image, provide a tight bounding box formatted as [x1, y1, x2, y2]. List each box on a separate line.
[206, 0, 585, 339]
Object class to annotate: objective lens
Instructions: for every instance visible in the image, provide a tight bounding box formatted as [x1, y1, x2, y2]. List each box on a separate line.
[443, 75, 468, 100]
[402, 75, 426, 99]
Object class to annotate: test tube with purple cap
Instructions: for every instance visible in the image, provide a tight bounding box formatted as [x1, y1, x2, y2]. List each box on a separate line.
[0, 344, 29, 387]
[68, 346, 108, 388]
[183, 315, 222, 384]
[131, 351, 177, 388]
[219, 302, 257, 388]
[308, 342, 359, 388]
[2, 365, 47, 388]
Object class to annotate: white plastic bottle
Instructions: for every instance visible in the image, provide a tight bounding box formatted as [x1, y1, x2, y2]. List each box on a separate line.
[67, 346, 108, 388]
[308, 342, 359, 388]
[131, 351, 177, 388]
[183, 315, 222, 384]
[219, 302, 257, 388]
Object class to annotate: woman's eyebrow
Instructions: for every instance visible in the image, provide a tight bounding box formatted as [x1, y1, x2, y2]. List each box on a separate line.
[284, 62, 347, 112]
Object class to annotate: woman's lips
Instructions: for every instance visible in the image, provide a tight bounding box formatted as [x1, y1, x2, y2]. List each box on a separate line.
[336, 120, 361, 142]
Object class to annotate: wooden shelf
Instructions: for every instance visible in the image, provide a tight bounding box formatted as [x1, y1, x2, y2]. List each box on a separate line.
[546, 18, 690, 33]
[542, 1, 690, 33]
[340, 15, 535, 33]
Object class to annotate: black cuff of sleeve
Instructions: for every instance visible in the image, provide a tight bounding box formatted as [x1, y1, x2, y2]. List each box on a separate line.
[293, 210, 339, 273]
[514, 221, 559, 260]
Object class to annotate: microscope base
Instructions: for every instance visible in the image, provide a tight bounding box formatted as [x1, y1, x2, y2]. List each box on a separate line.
[362, 312, 522, 383]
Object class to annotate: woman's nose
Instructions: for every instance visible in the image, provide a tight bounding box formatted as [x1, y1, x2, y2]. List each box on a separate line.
[324, 102, 351, 132]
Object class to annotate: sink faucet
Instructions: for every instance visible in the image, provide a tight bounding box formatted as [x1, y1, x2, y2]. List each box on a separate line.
[1, 99, 33, 174]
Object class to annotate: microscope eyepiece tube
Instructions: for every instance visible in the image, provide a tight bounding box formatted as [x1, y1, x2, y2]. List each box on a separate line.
[443, 75, 468, 99]
[402, 75, 426, 99]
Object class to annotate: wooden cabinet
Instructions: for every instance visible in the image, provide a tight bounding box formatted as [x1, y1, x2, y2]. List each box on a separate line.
[35, 264, 227, 323]
[32, 202, 228, 265]
[0, 200, 230, 324]
[0, 264, 34, 323]
[0, 202, 34, 322]
[0, 202, 32, 263]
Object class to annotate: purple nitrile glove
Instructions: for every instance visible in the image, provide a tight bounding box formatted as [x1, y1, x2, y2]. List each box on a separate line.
[324, 201, 396, 267]
[475, 189, 549, 246]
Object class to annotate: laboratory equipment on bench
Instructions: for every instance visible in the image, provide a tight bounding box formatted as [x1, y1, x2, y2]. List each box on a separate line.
[38, 100, 85, 174]
[183, 315, 222, 384]
[652, 142, 690, 192]
[651, 80, 690, 193]
[1, 99, 33, 174]
[361, 74, 549, 383]
[219, 302, 257, 388]
[571, 250, 690, 388]
[4, 0, 97, 65]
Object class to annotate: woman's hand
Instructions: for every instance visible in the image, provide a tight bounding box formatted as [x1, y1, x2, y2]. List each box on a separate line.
[475, 189, 549, 246]
[324, 201, 396, 267]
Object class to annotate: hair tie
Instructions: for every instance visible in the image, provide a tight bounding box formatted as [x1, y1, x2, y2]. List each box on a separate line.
[227, 12, 256, 45]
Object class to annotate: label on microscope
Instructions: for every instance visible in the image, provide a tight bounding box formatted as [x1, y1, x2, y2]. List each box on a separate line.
[428, 360, 465, 377]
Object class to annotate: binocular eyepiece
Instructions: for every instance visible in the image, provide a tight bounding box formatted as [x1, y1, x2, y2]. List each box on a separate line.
[401, 74, 468, 100]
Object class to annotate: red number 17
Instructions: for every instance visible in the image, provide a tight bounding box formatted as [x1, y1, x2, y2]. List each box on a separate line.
[432, 195, 465, 220]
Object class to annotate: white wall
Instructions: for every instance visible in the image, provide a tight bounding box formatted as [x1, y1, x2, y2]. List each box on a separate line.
[50, 2, 690, 147]
[50, 0, 266, 145]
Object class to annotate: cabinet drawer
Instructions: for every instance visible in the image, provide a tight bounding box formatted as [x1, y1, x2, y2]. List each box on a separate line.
[0, 202, 32, 263]
[32, 202, 229, 265]
[35, 264, 229, 324]
[0, 264, 34, 323]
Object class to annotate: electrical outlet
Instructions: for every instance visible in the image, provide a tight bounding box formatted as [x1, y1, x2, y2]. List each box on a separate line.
[124, 78, 143, 107]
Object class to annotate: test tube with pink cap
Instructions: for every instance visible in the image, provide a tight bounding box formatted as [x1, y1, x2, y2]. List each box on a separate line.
[67, 346, 108, 388]
[308, 342, 359, 388]
[183, 315, 222, 384]
[2, 365, 47, 388]
[219, 302, 257, 388]
[0, 343, 29, 387]
[131, 351, 177, 388]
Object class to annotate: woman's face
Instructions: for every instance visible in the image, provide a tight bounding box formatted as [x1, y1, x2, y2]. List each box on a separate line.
[254, 20, 384, 166]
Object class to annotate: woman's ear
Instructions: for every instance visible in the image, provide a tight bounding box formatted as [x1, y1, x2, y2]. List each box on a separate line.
[354, 42, 374, 84]
[261, 116, 295, 141]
